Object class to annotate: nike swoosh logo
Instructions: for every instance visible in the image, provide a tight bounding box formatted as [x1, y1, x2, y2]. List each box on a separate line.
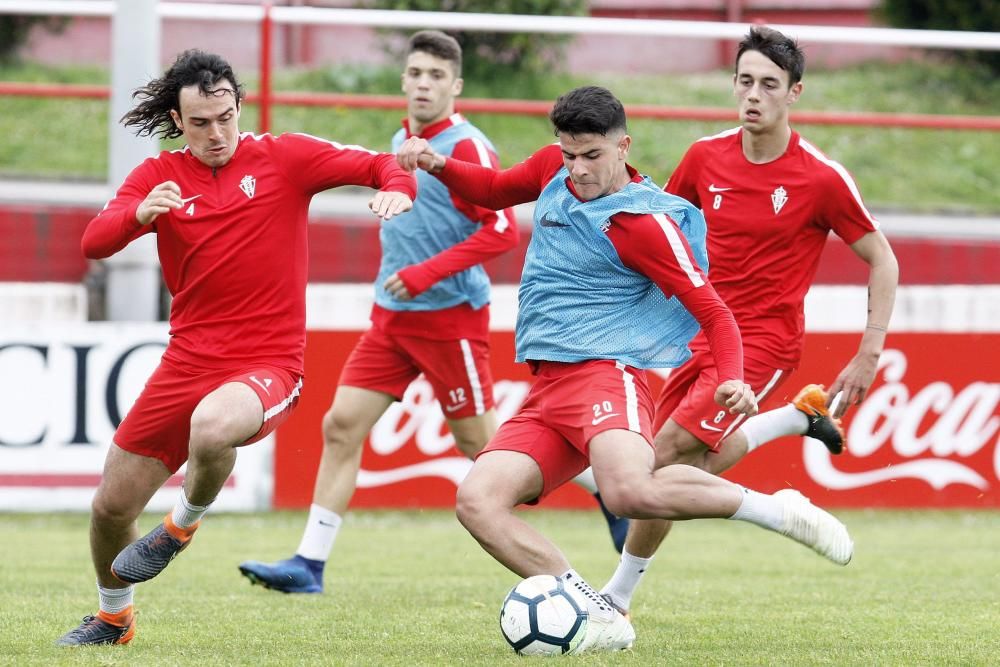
[699, 420, 725, 432]
[707, 184, 732, 193]
[540, 216, 570, 227]
[591, 413, 621, 426]
[444, 401, 468, 413]
[180, 194, 203, 204]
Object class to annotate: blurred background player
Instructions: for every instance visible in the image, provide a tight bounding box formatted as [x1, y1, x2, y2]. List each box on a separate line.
[55, 49, 415, 646]
[600, 26, 898, 617]
[397, 85, 853, 654]
[237, 31, 627, 596]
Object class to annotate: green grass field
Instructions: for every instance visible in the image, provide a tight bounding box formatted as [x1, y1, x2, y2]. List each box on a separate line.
[2, 509, 999, 665]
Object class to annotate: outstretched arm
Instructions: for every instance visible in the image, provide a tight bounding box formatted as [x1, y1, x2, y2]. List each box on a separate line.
[385, 138, 520, 301]
[362, 153, 416, 220]
[397, 137, 555, 210]
[828, 230, 898, 418]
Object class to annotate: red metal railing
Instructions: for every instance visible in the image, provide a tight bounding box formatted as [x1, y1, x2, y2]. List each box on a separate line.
[2, 81, 999, 132]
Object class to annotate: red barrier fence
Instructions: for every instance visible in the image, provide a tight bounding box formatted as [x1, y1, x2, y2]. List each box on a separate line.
[2, 81, 998, 132]
[274, 330, 1000, 509]
[3, 203, 999, 285]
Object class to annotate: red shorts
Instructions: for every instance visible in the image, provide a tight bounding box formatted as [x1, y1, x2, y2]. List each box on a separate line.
[653, 348, 789, 450]
[482, 360, 655, 502]
[338, 326, 494, 419]
[115, 357, 302, 473]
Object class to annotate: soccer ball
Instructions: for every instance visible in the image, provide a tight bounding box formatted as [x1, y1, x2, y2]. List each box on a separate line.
[499, 574, 589, 656]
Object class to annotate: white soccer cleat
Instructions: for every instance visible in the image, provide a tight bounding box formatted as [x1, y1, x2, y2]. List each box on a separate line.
[774, 489, 854, 565]
[565, 580, 635, 654]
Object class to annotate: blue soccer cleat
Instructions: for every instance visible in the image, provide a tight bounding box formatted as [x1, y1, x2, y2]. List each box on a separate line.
[594, 493, 629, 554]
[238, 555, 323, 594]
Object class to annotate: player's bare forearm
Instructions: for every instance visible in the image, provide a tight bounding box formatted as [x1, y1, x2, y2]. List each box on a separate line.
[829, 231, 899, 417]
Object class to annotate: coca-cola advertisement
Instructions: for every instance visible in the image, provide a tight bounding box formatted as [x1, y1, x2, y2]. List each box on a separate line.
[274, 331, 1000, 509]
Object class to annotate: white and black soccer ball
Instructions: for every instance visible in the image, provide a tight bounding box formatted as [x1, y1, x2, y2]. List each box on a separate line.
[499, 574, 589, 656]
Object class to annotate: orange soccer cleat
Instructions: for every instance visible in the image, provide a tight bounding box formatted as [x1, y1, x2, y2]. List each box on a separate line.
[792, 384, 846, 454]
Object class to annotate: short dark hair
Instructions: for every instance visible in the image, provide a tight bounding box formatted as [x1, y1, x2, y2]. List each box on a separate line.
[407, 30, 462, 77]
[549, 86, 627, 137]
[736, 26, 805, 86]
[120, 49, 244, 139]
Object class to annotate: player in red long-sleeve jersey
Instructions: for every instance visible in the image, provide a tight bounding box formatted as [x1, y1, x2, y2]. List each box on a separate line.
[398, 85, 854, 653]
[56, 50, 415, 647]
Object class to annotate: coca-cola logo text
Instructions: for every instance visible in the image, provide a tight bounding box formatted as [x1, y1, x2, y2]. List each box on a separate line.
[804, 349, 999, 491]
[357, 378, 531, 489]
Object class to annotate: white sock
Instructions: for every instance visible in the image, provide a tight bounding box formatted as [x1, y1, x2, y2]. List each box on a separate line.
[560, 569, 613, 617]
[296, 504, 343, 562]
[571, 467, 598, 494]
[171, 492, 211, 529]
[740, 404, 809, 453]
[729, 487, 784, 530]
[600, 549, 653, 612]
[98, 582, 134, 614]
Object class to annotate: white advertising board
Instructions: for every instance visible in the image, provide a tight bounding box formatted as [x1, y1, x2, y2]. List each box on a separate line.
[0, 323, 272, 512]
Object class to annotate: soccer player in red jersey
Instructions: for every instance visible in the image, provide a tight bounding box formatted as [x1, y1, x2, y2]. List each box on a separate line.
[600, 26, 899, 616]
[236, 31, 627, 597]
[398, 85, 855, 653]
[56, 50, 415, 647]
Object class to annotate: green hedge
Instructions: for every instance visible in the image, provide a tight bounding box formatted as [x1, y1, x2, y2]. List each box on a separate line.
[365, 0, 588, 79]
[0, 16, 67, 63]
[880, 0, 999, 73]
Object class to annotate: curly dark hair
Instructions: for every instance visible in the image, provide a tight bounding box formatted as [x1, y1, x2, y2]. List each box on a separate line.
[549, 85, 627, 137]
[120, 49, 245, 139]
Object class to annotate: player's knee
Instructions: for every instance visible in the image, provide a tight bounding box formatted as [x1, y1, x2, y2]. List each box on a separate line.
[597, 482, 648, 519]
[455, 481, 492, 533]
[652, 430, 683, 465]
[90, 492, 139, 526]
[321, 407, 360, 452]
[653, 426, 708, 470]
[452, 432, 488, 459]
[189, 408, 239, 454]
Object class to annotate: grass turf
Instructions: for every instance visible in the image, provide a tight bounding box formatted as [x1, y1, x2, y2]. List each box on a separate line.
[2, 508, 999, 665]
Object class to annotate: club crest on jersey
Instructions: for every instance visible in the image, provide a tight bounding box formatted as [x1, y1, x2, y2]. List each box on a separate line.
[239, 174, 256, 199]
[771, 185, 788, 214]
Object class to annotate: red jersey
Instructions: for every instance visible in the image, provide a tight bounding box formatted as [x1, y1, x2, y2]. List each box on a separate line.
[82, 132, 417, 374]
[666, 128, 878, 368]
[438, 143, 743, 381]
